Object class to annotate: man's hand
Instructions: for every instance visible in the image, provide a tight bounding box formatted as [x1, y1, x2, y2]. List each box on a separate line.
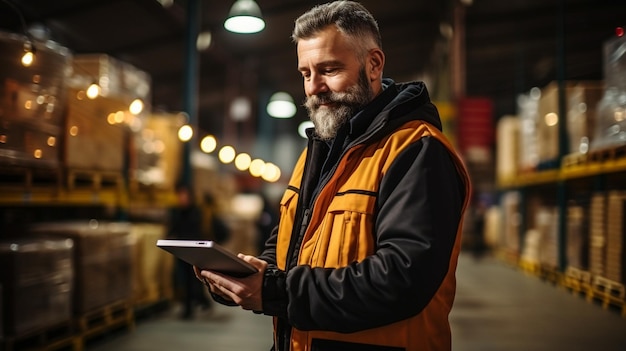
[195, 254, 268, 311]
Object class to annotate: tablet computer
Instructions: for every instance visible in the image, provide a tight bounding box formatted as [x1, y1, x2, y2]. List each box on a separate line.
[156, 239, 258, 277]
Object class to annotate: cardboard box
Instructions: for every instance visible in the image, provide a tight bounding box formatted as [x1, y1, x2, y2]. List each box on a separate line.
[64, 88, 127, 171]
[538, 81, 604, 161]
[0, 31, 71, 125]
[0, 119, 61, 168]
[29, 221, 134, 314]
[0, 238, 73, 337]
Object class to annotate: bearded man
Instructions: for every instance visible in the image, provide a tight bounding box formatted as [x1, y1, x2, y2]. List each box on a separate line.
[198, 2, 472, 350]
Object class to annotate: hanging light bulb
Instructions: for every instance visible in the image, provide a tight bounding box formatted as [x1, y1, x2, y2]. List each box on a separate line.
[21, 41, 35, 67]
[129, 99, 144, 115]
[178, 125, 194, 142]
[224, 0, 265, 34]
[267, 92, 296, 118]
[86, 82, 100, 99]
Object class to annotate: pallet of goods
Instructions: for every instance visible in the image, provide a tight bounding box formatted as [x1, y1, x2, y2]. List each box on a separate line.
[129, 222, 174, 307]
[0, 237, 75, 350]
[28, 221, 135, 315]
[0, 31, 71, 171]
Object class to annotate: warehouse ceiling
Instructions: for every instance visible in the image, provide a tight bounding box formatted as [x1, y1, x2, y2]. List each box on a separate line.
[1, 0, 625, 150]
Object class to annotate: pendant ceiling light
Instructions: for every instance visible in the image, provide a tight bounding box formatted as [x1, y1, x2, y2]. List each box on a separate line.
[224, 0, 265, 34]
[267, 92, 296, 118]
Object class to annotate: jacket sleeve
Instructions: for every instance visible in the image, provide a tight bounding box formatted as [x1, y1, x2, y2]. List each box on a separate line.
[275, 136, 466, 332]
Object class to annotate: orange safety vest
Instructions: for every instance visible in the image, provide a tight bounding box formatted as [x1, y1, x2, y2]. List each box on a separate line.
[275, 120, 472, 351]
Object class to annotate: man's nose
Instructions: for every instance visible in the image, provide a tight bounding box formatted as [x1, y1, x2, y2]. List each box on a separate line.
[305, 73, 328, 96]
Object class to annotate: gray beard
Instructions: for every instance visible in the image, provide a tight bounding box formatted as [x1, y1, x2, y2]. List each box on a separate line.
[304, 69, 373, 141]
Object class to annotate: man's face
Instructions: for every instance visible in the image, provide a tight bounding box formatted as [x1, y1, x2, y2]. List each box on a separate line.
[297, 26, 374, 140]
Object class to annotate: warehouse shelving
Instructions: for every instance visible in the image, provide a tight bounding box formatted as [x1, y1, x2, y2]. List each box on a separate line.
[496, 144, 626, 317]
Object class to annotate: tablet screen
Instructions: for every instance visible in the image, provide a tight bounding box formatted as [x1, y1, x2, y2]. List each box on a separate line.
[157, 239, 258, 277]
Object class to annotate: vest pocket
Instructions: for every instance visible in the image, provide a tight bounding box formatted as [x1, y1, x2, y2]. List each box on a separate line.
[308, 192, 376, 268]
[311, 338, 405, 351]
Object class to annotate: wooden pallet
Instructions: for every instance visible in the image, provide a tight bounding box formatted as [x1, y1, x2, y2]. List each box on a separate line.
[561, 152, 589, 168]
[587, 144, 626, 163]
[586, 276, 626, 316]
[0, 165, 62, 190]
[540, 264, 563, 285]
[75, 300, 135, 350]
[66, 169, 124, 191]
[563, 144, 626, 168]
[562, 267, 592, 296]
[519, 258, 541, 277]
[495, 249, 519, 268]
[0, 320, 78, 351]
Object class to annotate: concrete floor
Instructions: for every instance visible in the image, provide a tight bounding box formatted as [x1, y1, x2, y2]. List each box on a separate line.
[88, 253, 626, 351]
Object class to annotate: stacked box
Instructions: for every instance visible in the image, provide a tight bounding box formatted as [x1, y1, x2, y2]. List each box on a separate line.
[130, 113, 184, 189]
[589, 193, 607, 276]
[501, 191, 521, 254]
[538, 82, 604, 160]
[29, 221, 133, 314]
[71, 54, 151, 102]
[537, 206, 559, 268]
[129, 223, 173, 304]
[495, 116, 519, 183]
[591, 33, 626, 150]
[516, 91, 540, 172]
[566, 205, 586, 270]
[566, 83, 604, 154]
[0, 31, 72, 124]
[0, 118, 60, 167]
[606, 191, 626, 283]
[521, 229, 541, 264]
[0, 31, 71, 168]
[64, 88, 127, 171]
[0, 238, 73, 337]
[483, 206, 501, 249]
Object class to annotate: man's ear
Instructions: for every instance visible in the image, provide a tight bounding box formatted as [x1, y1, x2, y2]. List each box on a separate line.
[367, 48, 385, 81]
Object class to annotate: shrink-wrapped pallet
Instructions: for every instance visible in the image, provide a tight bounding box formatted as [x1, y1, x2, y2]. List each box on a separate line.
[63, 88, 127, 171]
[0, 119, 60, 167]
[495, 116, 519, 183]
[0, 31, 72, 125]
[606, 191, 626, 284]
[536, 206, 559, 268]
[29, 221, 134, 314]
[483, 206, 501, 249]
[0, 238, 73, 337]
[501, 191, 521, 254]
[566, 83, 604, 154]
[517, 91, 540, 172]
[591, 33, 626, 150]
[71, 54, 151, 102]
[130, 113, 184, 189]
[0, 31, 71, 168]
[129, 223, 173, 304]
[566, 205, 586, 270]
[589, 193, 607, 276]
[537, 81, 603, 163]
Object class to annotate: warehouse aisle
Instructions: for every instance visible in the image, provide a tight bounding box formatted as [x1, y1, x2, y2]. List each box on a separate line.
[88, 253, 626, 351]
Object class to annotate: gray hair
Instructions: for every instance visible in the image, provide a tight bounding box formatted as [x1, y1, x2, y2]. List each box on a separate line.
[292, 1, 382, 57]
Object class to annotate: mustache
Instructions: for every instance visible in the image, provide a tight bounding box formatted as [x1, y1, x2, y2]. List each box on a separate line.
[304, 92, 347, 109]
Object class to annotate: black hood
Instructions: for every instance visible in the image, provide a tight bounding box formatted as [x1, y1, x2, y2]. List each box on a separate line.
[381, 79, 442, 131]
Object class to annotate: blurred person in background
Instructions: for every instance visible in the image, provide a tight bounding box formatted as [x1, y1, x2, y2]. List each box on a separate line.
[255, 193, 279, 255]
[197, 1, 471, 350]
[169, 184, 211, 319]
